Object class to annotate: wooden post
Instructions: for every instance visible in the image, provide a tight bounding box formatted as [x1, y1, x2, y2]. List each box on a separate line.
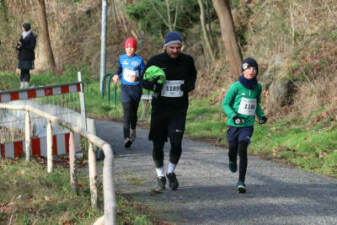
[88, 142, 98, 209]
[47, 120, 53, 173]
[25, 111, 31, 161]
[140, 93, 152, 121]
[69, 131, 79, 194]
[102, 144, 116, 225]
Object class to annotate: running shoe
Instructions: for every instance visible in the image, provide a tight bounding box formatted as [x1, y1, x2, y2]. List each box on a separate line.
[229, 161, 237, 173]
[124, 138, 132, 148]
[166, 172, 179, 190]
[236, 180, 246, 193]
[154, 176, 166, 192]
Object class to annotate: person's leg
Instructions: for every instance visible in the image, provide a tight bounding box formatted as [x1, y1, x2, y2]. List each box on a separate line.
[153, 140, 166, 191]
[22, 69, 30, 87]
[166, 110, 186, 190]
[20, 69, 28, 88]
[129, 100, 139, 140]
[238, 141, 249, 182]
[26, 69, 30, 83]
[153, 140, 166, 169]
[227, 126, 239, 172]
[236, 126, 254, 193]
[122, 102, 132, 147]
[149, 109, 168, 192]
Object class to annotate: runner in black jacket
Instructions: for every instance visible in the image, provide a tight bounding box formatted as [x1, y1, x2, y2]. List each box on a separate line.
[142, 31, 197, 192]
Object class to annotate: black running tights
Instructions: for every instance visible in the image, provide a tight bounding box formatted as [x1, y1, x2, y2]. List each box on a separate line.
[228, 141, 249, 182]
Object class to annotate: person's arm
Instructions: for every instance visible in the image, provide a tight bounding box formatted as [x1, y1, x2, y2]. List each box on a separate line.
[255, 84, 265, 118]
[115, 56, 122, 77]
[255, 84, 267, 124]
[222, 84, 238, 120]
[138, 58, 146, 83]
[141, 56, 162, 92]
[112, 56, 122, 84]
[181, 56, 197, 93]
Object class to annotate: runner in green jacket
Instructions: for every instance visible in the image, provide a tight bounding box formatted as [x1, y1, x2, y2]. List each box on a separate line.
[222, 57, 267, 193]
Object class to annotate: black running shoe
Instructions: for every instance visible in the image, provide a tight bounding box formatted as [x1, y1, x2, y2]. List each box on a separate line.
[154, 176, 166, 192]
[124, 138, 132, 148]
[166, 173, 179, 190]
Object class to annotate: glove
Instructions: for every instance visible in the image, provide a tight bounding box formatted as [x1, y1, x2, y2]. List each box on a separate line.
[180, 83, 187, 92]
[152, 77, 163, 92]
[233, 115, 245, 125]
[258, 116, 268, 124]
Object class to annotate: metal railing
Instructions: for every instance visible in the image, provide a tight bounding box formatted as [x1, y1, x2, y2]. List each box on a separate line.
[0, 103, 116, 225]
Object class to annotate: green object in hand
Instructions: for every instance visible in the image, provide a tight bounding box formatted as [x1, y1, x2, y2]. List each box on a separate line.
[143, 65, 166, 84]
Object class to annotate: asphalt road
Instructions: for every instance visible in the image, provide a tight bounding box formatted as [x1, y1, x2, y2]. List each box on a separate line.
[96, 120, 337, 225]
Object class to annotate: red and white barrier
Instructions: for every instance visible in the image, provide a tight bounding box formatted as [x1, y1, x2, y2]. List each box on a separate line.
[0, 133, 80, 159]
[0, 83, 82, 103]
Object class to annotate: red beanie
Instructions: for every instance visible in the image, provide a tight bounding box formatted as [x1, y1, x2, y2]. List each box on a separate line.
[124, 37, 137, 50]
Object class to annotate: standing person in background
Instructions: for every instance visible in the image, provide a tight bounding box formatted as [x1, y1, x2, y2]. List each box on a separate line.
[16, 23, 36, 88]
[112, 37, 145, 148]
[142, 31, 197, 192]
[222, 58, 267, 193]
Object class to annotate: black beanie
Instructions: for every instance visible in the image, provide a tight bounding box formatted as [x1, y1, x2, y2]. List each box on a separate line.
[241, 57, 258, 75]
[23, 23, 31, 31]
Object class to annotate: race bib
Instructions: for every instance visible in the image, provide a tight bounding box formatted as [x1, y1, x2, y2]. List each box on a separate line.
[238, 97, 257, 115]
[123, 68, 138, 82]
[161, 80, 184, 97]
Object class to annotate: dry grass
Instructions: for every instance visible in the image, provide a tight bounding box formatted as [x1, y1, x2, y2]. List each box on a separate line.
[293, 74, 337, 118]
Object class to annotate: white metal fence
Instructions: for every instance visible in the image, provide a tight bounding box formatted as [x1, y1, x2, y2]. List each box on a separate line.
[0, 78, 116, 224]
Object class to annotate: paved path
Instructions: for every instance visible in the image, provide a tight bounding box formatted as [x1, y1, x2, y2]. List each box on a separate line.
[96, 120, 337, 225]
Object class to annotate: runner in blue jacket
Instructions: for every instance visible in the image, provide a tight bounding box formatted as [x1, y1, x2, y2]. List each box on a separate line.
[112, 37, 145, 148]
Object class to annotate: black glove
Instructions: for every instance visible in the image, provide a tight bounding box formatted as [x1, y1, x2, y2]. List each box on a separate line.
[233, 115, 245, 125]
[258, 116, 268, 124]
[152, 77, 162, 92]
[180, 83, 187, 92]
[153, 82, 163, 92]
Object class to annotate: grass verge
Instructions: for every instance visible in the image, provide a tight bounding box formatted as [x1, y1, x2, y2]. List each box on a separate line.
[0, 158, 157, 225]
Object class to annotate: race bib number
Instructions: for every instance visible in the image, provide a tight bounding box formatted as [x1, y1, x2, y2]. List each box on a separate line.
[238, 97, 257, 115]
[161, 80, 184, 97]
[123, 68, 138, 82]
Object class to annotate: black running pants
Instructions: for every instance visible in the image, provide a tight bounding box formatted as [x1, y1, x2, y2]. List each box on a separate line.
[122, 101, 139, 139]
[151, 108, 186, 168]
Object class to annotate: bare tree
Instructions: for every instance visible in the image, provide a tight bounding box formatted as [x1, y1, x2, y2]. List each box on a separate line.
[198, 0, 215, 63]
[37, 0, 56, 72]
[212, 0, 242, 79]
[150, 0, 179, 31]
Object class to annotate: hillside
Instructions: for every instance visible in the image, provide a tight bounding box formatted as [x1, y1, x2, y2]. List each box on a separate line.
[1, 0, 336, 122]
[0, 1, 336, 223]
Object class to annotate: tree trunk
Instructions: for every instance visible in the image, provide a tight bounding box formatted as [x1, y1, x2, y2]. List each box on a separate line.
[198, 0, 215, 63]
[37, 0, 56, 72]
[212, 0, 242, 79]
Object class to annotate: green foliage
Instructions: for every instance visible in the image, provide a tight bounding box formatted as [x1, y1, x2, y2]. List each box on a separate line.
[0, 159, 101, 224]
[186, 99, 227, 143]
[125, 0, 201, 38]
[0, 71, 20, 89]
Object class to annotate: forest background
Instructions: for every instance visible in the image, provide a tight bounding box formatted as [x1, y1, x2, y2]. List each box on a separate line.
[0, 0, 336, 176]
[0, 0, 336, 224]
